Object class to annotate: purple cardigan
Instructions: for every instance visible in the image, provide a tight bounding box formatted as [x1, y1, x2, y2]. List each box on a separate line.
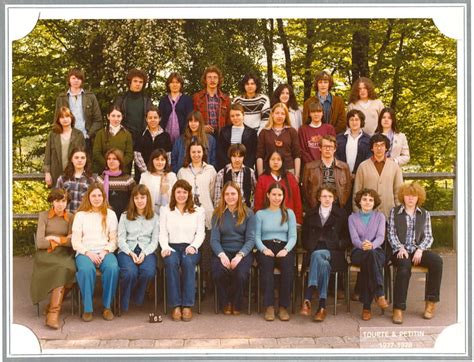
[348, 211, 386, 249]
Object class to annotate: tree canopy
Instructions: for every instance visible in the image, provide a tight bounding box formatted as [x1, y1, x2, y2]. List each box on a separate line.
[12, 18, 456, 173]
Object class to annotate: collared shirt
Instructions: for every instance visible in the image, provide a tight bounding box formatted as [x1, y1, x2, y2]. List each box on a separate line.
[345, 129, 363, 173]
[318, 92, 333, 124]
[67, 88, 87, 138]
[371, 155, 386, 175]
[388, 205, 434, 253]
[118, 213, 159, 256]
[47, 208, 69, 222]
[56, 173, 95, 214]
[207, 93, 219, 129]
[214, 164, 257, 206]
[321, 159, 336, 187]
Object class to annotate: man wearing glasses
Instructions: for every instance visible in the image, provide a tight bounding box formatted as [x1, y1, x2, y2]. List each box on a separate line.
[353, 134, 404, 218]
[302, 135, 352, 209]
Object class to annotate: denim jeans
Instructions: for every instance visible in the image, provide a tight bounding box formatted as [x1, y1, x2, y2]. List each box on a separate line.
[307, 249, 331, 300]
[211, 251, 253, 311]
[351, 248, 385, 308]
[258, 241, 295, 309]
[391, 250, 443, 310]
[117, 252, 157, 311]
[76, 253, 119, 313]
[163, 243, 200, 308]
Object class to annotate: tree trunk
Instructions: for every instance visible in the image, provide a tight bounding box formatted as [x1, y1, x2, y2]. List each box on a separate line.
[303, 19, 316, 100]
[263, 19, 274, 97]
[351, 20, 370, 84]
[277, 19, 293, 87]
[390, 30, 405, 110]
[372, 19, 395, 85]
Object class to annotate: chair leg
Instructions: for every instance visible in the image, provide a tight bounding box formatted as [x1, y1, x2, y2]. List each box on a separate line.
[163, 268, 167, 315]
[197, 266, 201, 314]
[334, 272, 338, 316]
[346, 267, 351, 313]
[154, 273, 158, 315]
[117, 283, 121, 317]
[77, 285, 82, 318]
[214, 283, 218, 314]
[257, 268, 261, 314]
[291, 275, 296, 314]
[301, 272, 306, 310]
[247, 268, 252, 315]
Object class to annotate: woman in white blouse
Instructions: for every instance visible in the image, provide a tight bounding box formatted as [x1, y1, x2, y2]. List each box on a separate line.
[375, 107, 410, 166]
[348, 77, 384, 135]
[72, 183, 119, 322]
[139, 148, 177, 215]
[159, 179, 205, 321]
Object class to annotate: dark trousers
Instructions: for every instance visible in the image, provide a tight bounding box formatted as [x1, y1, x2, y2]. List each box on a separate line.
[391, 250, 443, 310]
[258, 241, 295, 309]
[211, 251, 253, 311]
[351, 248, 385, 308]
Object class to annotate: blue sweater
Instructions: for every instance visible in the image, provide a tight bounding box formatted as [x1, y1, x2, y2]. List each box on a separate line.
[171, 135, 216, 173]
[255, 208, 297, 252]
[210, 208, 256, 257]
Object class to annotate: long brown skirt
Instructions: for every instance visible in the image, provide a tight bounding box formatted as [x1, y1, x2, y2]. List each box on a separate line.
[30, 247, 76, 304]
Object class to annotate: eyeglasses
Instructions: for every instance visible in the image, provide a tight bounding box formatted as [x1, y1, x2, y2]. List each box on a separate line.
[321, 145, 335, 149]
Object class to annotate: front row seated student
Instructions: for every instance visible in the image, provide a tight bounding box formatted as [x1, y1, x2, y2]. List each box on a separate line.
[210, 181, 256, 315]
[71, 183, 119, 322]
[348, 188, 389, 321]
[300, 185, 349, 322]
[117, 184, 159, 313]
[388, 182, 443, 324]
[31, 188, 76, 330]
[214, 143, 257, 208]
[256, 183, 297, 322]
[159, 180, 205, 322]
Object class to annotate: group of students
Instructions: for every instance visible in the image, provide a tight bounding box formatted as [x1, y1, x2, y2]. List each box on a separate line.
[32, 66, 442, 329]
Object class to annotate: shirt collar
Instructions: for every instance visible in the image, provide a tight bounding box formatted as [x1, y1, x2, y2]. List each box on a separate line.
[371, 155, 387, 163]
[48, 208, 69, 221]
[67, 88, 84, 96]
[345, 129, 363, 137]
[397, 205, 422, 215]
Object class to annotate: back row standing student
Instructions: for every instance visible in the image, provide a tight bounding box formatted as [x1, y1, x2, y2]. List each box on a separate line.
[158, 72, 194, 144]
[232, 73, 271, 132]
[193, 65, 231, 137]
[54, 68, 103, 154]
[302, 71, 346, 134]
[114, 68, 152, 181]
[271, 84, 302, 130]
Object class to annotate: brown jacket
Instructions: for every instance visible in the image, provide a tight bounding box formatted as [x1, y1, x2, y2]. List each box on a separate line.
[193, 88, 231, 131]
[302, 94, 346, 134]
[302, 158, 352, 208]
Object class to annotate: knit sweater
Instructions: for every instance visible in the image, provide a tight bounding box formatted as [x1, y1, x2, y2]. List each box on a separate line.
[348, 99, 384, 136]
[253, 173, 303, 225]
[353, 158, 403, 218]
[210, 208, 256, 257]
[71, 209, 118, 255]
[233, 94, 271, 131]
[348, 211, 386, 250]
[256, 127, 301, 171]
[92, 126, 134, 174]
[97, 173, 136, 220]
[255, 208, 297, 252]
[298, 123, 336, 163]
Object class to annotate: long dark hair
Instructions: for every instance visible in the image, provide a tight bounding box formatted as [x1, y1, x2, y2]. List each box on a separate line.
[263, 150, 292, 199]
[271, 84, 299, 111]
[62, 146, 92, 180]
[263, 182, 288, 225]
[169, 179, 196, 214]
[376, 107, 399, 133]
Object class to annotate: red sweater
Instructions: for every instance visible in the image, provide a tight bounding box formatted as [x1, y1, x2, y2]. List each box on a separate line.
[298, 123, 336, 163]
[254, 173, 303, 224]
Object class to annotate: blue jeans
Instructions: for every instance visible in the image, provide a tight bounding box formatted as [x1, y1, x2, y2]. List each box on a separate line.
[117, 252, 157, 311]
[307, 250, 331, 300]
[76, 253, 119, 313]
[163, 243, 200, 308]
[258, 241, 295, 309]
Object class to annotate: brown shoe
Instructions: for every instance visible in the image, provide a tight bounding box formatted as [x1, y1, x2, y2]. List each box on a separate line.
[314, 308, 327, 322]
[264, 306, 275, 321]
[351, 292, 360, 302]
[82, 312, 93, 322]
[423, 301, 436, 319]
[171, 306, 182, 321]
[361, 309, 372, 321]
[223, 303, 232, 315]
[45, 286, 65, 329]
[392, 308, 403, 324]
[102, 308, 114, 321]
[279, 307, 290, 321]
[182, 307, 193, 322]
[232, 307, 241, 316]
[375, 296, 389, 310]
[300, 299, 311, 316]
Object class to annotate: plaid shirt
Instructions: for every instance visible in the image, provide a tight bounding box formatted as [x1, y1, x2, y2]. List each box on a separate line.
[388, 205, 434, 254]
[207, 93, 219, 129]
[56, 174, 95, 213]
[214, 164, 256, 207]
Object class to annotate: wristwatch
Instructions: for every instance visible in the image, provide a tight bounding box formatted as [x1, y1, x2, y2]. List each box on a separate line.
[237, 251, 245, 257]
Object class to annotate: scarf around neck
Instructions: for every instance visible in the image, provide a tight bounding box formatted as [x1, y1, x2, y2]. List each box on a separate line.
[102, 169, 122, 200]
[166, 94, 181, 144]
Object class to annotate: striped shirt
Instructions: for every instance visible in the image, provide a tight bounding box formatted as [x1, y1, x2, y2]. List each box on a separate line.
[233, 94, 271, 131]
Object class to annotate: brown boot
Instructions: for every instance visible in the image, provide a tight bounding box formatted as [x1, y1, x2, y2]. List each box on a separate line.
[423, 301, 436, 319]
[44, 286, 73, 315]
[392, 308, 403, 324]
[45, 286, 65, 329]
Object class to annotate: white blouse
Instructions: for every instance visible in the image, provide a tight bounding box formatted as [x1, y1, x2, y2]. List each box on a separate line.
[139, 171, 177, 215]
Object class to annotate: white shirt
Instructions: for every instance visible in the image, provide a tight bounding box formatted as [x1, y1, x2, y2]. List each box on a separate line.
[159, 205, 206, 251]
[139, 171, 177, 215]
[345, 129, 363, 173]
